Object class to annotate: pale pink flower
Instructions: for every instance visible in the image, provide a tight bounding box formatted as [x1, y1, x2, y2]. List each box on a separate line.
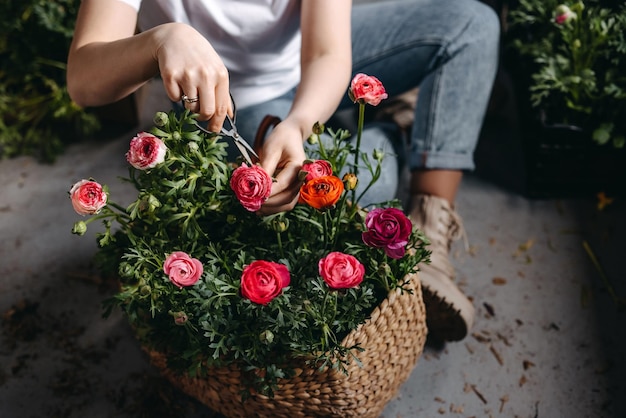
[126, 132, 167, 170]
[163, 251, 203, 288]
[349, 73, 388, 106]
[69, 179, 107, 216]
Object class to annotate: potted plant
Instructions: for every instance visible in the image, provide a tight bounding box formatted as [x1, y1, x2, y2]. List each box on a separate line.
[505, 0, 626, 196]
[68, 74, 430, 417]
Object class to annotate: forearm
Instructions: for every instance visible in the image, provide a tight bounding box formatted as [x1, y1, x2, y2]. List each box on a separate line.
[67, 30, 159, 107]
[286, 54, 352, 140]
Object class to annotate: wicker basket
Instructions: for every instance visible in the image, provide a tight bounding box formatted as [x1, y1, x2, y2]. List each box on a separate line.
[147, 272, 427, 418]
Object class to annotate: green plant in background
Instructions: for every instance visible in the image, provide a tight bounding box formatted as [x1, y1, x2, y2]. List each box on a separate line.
[508, 0, 626, 148]
[0, 1, 100, 162]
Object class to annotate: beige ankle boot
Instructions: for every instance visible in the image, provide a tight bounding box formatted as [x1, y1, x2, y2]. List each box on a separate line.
[409, 194, 474, 342]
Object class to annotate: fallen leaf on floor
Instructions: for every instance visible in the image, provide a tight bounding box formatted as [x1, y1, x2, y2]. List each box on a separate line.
[489, 344, 504, 366]
[483, 302, 495, 317]
[434, 397, 446, 404]
[523, 360, 535, 370]
[519, 375, 528, 387]
[596, 192, 614, 211]
[470, 384, 488, 404]
[492, 277, 507, 285]
[499, 395, 509, 413]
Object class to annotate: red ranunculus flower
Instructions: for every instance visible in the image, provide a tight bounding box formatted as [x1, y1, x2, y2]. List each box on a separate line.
[163, 251, 204, 288]
[126, 132, 167, 170]
[362, 207, 413, 259]
[301, 160, 333, 182]
[349, 73, 388, 106]
[240, 260, 291, 305]
[69, 179, 108, 216]
[230, 163, 273, 211]
[319, 252, 365, 290]
[299, 175, 344, 210]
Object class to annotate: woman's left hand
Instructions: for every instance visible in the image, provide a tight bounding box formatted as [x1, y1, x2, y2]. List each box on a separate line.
[256, 120, 307, 215]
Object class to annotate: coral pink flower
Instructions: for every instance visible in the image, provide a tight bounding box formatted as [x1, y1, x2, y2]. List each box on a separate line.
[69, 179, 108, 215]
[349, 73, 388, 106]
[163, 251, 203, 288]
[230, 163, 273, 211]
[240, 260, 291, 305]
[126, 132, 167, 170]
[301, 160, 333, 182]
[319, 252, 365, 290]
[362, 207, 413, 259]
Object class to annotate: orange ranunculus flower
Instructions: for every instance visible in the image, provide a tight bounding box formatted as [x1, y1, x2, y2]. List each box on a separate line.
[299, 175, 344, 210]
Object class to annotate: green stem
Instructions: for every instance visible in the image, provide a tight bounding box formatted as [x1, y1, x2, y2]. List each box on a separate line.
[276, 231, 285, 259]
[350, 103, 366, 205]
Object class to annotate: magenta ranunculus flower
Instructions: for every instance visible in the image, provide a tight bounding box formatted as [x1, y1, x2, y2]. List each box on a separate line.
[362, 207, 413, 259]
[126, 132, 167, 170]
[230, 163, 273, 211]
[163, 251, 203, 288]
[319, 252, 365, 290]
[301, 160, 333, 182]
[349, 73, 388, 106]
[69, 179, 108, 216]
[240, 260, 291, 305]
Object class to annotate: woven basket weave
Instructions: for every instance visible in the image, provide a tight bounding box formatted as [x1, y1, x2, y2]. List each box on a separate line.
[147, 272, 427, 418]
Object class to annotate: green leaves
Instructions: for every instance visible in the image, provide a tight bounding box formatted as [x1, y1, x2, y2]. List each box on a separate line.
[85, 110, 430, 398]
[508, 0, 626, 147]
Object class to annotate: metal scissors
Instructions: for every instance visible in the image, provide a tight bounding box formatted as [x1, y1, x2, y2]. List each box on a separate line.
[190, 94, 260, 166]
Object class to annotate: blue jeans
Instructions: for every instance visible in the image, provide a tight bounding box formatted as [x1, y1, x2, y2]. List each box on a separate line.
[235, 0, 500, 204]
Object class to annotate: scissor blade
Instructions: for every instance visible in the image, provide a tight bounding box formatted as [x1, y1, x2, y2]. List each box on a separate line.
[232, 134, 260, 164]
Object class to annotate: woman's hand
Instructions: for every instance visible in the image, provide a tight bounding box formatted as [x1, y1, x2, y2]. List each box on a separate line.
[154, 23, 232, 132]
[256, 120, 307, 215]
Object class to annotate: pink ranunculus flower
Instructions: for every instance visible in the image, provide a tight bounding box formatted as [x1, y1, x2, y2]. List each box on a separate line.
[362, 207, 413, 259]
[240, 260, 291, 305]
[301, 160, 333, 182]
[69, 179, 108, 216]
[230, 163, 273, 211]
[554, 4, 576, 25]
[349, 73, 388, 106]
[126, 132, 167, 170]
[319, 252, 365, 290]
[163, 251, 203, 288]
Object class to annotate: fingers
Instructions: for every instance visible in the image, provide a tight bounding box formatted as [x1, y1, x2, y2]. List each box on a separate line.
[256, 162, 304, 216]
[161, 61, 231, 131]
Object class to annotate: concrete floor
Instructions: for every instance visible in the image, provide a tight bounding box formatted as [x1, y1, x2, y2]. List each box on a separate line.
[1, 84, 625, 417]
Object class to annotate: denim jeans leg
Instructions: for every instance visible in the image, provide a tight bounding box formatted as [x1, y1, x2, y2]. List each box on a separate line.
[343, 0, 500, 171]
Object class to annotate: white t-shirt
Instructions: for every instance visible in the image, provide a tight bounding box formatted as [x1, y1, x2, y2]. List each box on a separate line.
[117, 0, 302, 108]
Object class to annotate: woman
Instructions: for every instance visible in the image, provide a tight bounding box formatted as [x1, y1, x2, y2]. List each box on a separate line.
[67, 0, 500, 342]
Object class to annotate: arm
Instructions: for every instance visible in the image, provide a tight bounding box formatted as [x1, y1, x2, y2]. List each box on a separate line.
[259, 0, 353, 215]
[67, 0, 230, 130]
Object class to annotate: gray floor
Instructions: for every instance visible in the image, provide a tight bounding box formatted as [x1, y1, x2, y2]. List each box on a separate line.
[1, 86, 625, 417]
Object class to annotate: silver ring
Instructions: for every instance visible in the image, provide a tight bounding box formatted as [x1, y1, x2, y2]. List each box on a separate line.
[181, 94, 199, 104]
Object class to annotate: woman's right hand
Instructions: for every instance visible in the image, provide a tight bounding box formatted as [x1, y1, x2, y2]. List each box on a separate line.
[153, 23, 232, 132]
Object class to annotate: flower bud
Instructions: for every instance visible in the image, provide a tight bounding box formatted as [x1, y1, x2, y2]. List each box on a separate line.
[118, 262, 135, 279]
[72, 221, 87, 236]
[139, 285, 152, 296]
[259, 330, 274, 344]
[169, 311, 188, 326]
[188, 141, 200, 152]
[145, 194, 161, 212]
[172, 131, 182, 141]
[271, 217, 289, 233]
[373, 148, 385, 162]
[312, 121, 325, 135]
[342, 173, 358, 191]
[307, 134, 319, 145]
[377, 262, 392, 277]
[153, 111, 169, 127]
